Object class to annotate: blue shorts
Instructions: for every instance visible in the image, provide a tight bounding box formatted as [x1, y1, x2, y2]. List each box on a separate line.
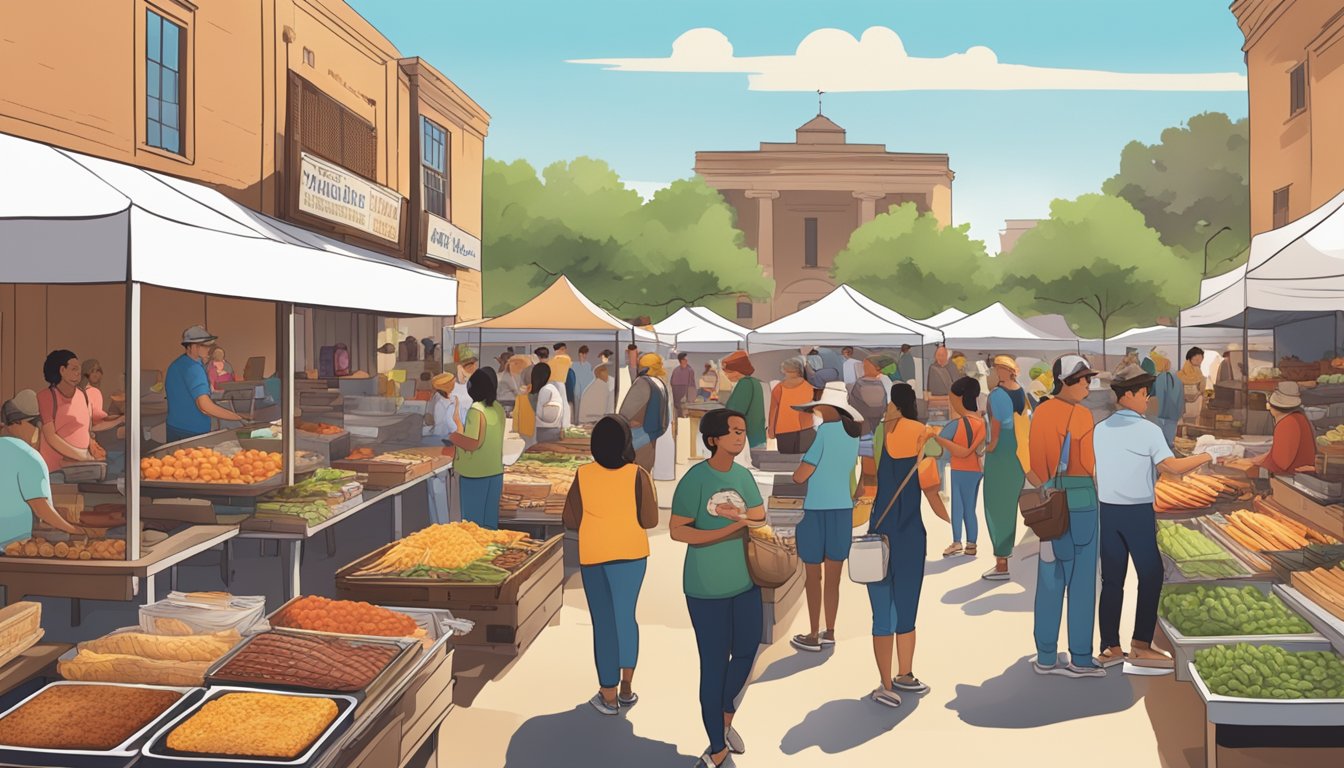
[796, 509, 852, 564]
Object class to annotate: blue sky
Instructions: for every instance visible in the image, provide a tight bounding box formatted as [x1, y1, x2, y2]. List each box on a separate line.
[351, 0, 1249, 251]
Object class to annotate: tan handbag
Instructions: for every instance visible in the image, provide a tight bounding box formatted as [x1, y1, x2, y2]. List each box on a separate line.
[744, 533, 797, 589]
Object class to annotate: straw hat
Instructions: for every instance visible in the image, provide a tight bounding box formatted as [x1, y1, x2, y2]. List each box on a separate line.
[1269, 381, 1303, 410]
[430, 372, 456, 394]
[792, 382, 861, 422]
[992, 355, 1019, 375]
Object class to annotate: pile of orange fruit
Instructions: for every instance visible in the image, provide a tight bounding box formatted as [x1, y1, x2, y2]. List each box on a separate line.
[141, 448, 283, 485]
[296, 420, 343, 436]
[271, 595, 421, 638]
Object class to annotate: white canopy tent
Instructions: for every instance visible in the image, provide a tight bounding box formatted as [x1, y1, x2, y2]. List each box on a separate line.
[1024, 313, 1078, 340]
[653, 307, 749, 353]
[940, 302, 1079, 353]
[920, 308, 969, 328]
[1083, 325, 1273, 354]
[747, 284, 942, 351]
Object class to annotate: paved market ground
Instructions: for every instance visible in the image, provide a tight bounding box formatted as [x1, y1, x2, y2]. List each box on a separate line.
[29, 431, 1344, 768]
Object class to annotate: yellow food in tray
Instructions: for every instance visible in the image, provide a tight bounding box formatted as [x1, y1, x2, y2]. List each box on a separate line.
[166, 691, 338, 759]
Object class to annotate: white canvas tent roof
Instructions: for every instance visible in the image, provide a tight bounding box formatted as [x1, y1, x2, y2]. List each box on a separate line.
[746, 285, 942, 351]
[0, 132, 457, 316]
[920, 308, 968, 327]
[940, 303, 1079, 352]
[1080, 325, 1273, 355]
[1181, 188, 1344, 329]
[653, 307, 749, 353]
[452, 276, 658, 344]
[1023, 313, 1078, 340]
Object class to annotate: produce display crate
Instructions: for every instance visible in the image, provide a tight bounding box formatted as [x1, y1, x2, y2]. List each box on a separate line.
[242, 495, 364, 534]
[1275, 584, 1344, 650]
[1157, 580, 1328, 682]
[1289, 571, 1344, 624]
[1189, 661, 1344, 727]
[335, 536, 563, 656]
[761, 553, 805, 644]
[1159, 519, 1253, 583]
[1197, 515, 1274, 574]
[1271, 478, 1344, 542]
[141, 429, 285, 498]
[0, 603, 42, 670]
[331, 456, 434, 490]
[1261, 545, 1344, 583]
[139, 686, 357, 767]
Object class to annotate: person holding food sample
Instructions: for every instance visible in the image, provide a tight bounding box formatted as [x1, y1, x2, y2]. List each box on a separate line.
[1094, 365, 1213, 669]
[670, 409, 766, 768]
[1, 390, 85, 548]
[563, 415, 659, 715]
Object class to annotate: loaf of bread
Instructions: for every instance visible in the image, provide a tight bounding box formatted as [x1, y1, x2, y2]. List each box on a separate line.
[59, 650, 212, 687]
[81, 630, 239, 662]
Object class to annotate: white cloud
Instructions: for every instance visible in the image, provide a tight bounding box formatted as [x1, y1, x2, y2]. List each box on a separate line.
[625, 180, 671, 201]
[570, 27, 1246, 92]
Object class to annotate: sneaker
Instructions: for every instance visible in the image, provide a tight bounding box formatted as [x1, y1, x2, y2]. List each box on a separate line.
[1032, 660, 1065, 676]
[589, 693, 620, 716]
[892, 675, 930, 694]
[790, 634, 822, 652]
[981, 567, 1010, 581]
[819, 630, 836, 647]
[695, 752, 729, 768]
[1062, 662, 1107, 679]
[725, 725, 745, 755]
[942, 542, 964, 557]
[618, 690, 639, 706]
[870, 687, 903, 708]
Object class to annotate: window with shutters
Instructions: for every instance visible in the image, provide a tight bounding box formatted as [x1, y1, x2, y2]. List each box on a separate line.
[1273, 186, 1291, 229]
[290, 75, 377, 180]
[1289, 63, 1307, 117]
[421, 117, 450, 218]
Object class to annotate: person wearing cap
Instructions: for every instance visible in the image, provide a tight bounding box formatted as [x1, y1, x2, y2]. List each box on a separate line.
[1094, 364, 1214, 669]
[1255, 381, 1317, 476]
[618, 354, 671, 471]
[789, 382, 862, 653]
[423, 372, 470, 444]
[1, 391, 85, 546]
[456, 345, 480, 383]
[165, 326, 244, 442]
[721, 352, 766, 452]
[982, 355, 1029, 581]
[1027, 354, 1104, 678]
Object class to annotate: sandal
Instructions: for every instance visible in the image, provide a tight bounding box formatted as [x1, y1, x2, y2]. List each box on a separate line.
[964, 543, 977, 556]
[1096, 647, 1127, 668]
[942, 542, 963, 557]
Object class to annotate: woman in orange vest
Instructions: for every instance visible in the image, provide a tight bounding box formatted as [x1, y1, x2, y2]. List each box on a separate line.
[770, 357, 818, 454]
[562, 415, 659, 716]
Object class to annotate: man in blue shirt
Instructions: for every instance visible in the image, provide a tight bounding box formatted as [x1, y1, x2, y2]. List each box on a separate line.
[1, 391, 84, 547]
[165, 325, 243, 443]
[1093, 364, 1212, 669]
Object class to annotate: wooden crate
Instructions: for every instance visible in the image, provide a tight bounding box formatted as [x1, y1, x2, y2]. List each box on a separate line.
[336, 535, 564, 655]
[1271, 478, 1344, 542]
[760, 558, 806, 644]
[333, 457, 434, 489]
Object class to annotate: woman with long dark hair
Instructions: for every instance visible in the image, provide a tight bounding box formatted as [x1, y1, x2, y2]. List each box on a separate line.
[563, 415, 659, 714]
[863, 382, 948, 707]
[446, 368, 507, 529]
[531, 362, 565, 444]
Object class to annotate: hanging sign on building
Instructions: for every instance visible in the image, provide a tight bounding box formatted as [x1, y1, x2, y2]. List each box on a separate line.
[425, 213, 482, 270]
[298, 152, 402, 242]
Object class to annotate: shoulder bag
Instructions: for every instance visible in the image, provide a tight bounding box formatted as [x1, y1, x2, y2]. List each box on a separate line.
[848, 451, 921, 584]
[1019, 405, 1079, 542]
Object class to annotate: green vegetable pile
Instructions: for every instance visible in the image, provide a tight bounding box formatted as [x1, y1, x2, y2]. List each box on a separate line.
[1158, 521, 1246, 579]
[1160, 585, 1313, 637]
[1195, 644, 1344, 699]
[258, 469, 362, 524]
[515, 453, 590, 470]
[398, 560, 510, 584]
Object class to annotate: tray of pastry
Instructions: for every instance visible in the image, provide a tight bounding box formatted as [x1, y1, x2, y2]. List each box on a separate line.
[203, 629, 419, 701]
[0, 681, 201, 768]
[139, 687, 356, 766]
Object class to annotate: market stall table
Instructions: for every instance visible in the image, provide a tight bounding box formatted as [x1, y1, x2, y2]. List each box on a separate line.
[0, 644, 69, 700]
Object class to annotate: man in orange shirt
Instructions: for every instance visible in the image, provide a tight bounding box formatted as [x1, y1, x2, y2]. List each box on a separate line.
[1027, 355, 1105, 678]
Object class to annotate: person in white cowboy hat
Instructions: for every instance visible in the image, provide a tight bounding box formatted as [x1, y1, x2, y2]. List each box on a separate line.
[788, 381, 863, 653]
[1255, 381, 1317, 476]
[164, 325, 244, 442]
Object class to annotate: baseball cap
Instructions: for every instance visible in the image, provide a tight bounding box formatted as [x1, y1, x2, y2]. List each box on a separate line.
[181, 325, 217, 345]
[1051, 354, 1097, 393]
[1112, 363, 1156, 390]
[1, 389, 40, 425]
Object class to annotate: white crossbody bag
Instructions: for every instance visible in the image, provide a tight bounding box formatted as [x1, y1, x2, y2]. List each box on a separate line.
[848, 458, 921, 584]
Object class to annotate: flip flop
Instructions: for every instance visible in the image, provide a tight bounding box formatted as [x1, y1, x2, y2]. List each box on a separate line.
[1127, 654, 1175, 669]
[1095, 648, 1127, 668]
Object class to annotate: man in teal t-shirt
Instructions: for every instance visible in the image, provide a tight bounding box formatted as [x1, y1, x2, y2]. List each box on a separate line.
[1, 391, 84, 546]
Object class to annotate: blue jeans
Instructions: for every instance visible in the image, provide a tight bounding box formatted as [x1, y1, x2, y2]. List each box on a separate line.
[459, 473, 502, 529]
[1034, 502, 1100, 667]
[686, 587, 762, 755]
[950, 470, 982, 544]
[581, 559, 647, 688]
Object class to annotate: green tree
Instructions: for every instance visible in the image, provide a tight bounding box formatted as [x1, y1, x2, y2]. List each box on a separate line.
[481, 159, 771, 319]
[1102, 112, 1249, 272]
[831, 204, 993, 319]
[998, 194, 1192, 352]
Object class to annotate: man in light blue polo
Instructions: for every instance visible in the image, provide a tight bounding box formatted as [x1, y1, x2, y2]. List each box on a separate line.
[1093, 364, 1212, 669]
[1, 391, 85, 546]
[165, 325, 244, 443]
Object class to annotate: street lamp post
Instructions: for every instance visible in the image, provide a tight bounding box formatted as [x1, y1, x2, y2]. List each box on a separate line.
[1203, 225, 1232, 277]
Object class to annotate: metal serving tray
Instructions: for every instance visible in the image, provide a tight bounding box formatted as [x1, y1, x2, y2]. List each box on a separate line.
[139, 686, 357, 767]
[0, 681, 201, 768]
[1275, 584, 1344, 651]
[1159, 518, 1254, 582]
[204, 629, 418, 700]
[265, 599, 452, 649]
[1189, 661, 1344, 726]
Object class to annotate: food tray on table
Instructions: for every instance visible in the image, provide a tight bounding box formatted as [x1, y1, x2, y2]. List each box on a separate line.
[139, 687, 357, 767]
[0, 681, 202, 768]
[1275, 584, 1344, 649]
[1157, 519, 1253, 582]
[1157, 580, 1328, 682]
[1189, 659, 1344, 726]
[266, 597, 451, 650]
[1260, 545, 1344, 583]
[331, 453, 434, 490]
[1197, 515, 1274, 574]
[203, 629, 419, 701]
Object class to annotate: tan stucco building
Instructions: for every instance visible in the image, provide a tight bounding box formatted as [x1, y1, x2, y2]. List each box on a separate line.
[695, 115, 953, 326]
[1233, 0, 1344, 235]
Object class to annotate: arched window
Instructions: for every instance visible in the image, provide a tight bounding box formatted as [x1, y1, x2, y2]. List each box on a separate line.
[736, 298, 753, 320]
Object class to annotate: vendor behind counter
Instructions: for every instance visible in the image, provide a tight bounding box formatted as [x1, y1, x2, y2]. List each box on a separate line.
[0, 390, 86, 546]
[1255, 381, 1317, 476]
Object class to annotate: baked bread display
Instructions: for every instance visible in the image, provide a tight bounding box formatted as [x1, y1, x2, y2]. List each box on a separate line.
[165, 691, 338, 759]
[59, 629, 242, 686]
[0, 684, 181, 751]
[210, 631, 399, 692]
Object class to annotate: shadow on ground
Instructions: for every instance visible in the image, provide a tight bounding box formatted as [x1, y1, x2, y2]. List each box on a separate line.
[504, 705, 696, 767]
[753, 647, 834, 685]
[780, 693, 924, 755]
[924, 555, 977, 576]
[945, 655, 1140, 729]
